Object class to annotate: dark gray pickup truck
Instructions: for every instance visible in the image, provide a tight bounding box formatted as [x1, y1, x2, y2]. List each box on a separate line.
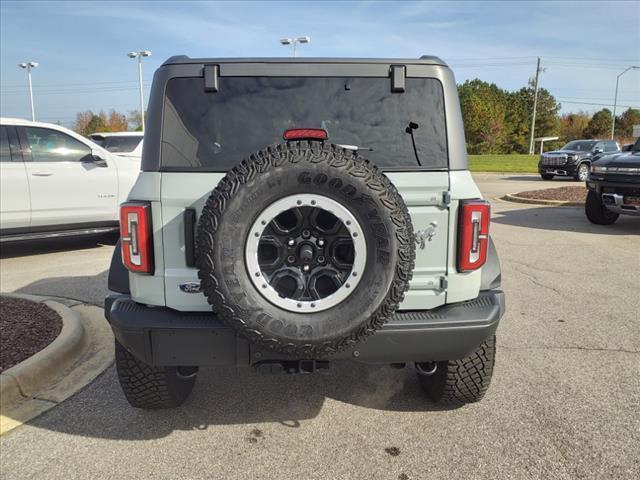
[585, 138, 640, 224]
[539, 139, 620, 181]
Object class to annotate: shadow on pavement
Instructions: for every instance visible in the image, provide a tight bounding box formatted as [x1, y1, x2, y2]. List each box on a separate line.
[5, 269, 456, 440]
[493, 205, 639, 235]
[19, 361, 453, 441]
[0, 234, 117, 259]
[12, 271, 109, 306]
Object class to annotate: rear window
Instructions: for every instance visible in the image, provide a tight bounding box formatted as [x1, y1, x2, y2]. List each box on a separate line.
[102, 136, 142, 153]
[161, 76, 448, 171]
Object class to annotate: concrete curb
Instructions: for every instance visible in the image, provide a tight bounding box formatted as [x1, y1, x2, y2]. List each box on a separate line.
[501, 193, 584, 207]
[0, 294, 114, 435]
[1, 298, 86, 400]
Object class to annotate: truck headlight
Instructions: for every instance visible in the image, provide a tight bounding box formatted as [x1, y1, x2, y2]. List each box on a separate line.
[591, 165, 607, 174]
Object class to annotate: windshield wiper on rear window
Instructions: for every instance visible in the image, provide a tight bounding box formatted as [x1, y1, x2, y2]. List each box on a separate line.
[405, 122, 422, 167]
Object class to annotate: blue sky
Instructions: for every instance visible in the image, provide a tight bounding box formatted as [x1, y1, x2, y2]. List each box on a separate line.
[1, 0, 639, 126]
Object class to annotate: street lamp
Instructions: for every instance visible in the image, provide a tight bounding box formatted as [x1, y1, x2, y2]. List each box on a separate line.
[127, 50, 152, 131]
[18, 61, 38, 121]
[611, 65, 639, 139]
[279, 36, 310, 57]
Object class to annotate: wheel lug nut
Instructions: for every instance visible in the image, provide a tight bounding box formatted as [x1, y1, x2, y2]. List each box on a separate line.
[303, 265, 310, 272]
[287, 255, 295, 263]
[302, 230, 311, 239]
[288, 239, 295, 246]
[317, 256, 325, 263]
[318, 239, 325, 247]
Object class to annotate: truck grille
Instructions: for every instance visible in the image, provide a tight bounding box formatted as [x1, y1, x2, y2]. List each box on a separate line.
[541, 155, 567, 166]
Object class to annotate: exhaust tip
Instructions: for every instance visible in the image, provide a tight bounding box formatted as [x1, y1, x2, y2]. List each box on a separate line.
[415, 362, 438, 376]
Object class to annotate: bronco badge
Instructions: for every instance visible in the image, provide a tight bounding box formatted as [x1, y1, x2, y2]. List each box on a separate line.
[414, 221, 438, 249]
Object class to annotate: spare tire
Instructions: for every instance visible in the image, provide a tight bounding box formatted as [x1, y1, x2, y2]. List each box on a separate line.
[196, 141, 415, 357]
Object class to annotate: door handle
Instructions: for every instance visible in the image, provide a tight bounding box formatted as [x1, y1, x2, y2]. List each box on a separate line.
[32, 171, 54, 176]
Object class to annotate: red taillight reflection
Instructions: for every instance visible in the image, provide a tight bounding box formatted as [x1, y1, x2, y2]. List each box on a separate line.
[120, 202, 154, 274]
[457, 199, 490, 272]
[283, 128, 328, 141]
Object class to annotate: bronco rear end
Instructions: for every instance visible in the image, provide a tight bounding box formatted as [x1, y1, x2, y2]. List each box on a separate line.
[106, 56, 505, 409]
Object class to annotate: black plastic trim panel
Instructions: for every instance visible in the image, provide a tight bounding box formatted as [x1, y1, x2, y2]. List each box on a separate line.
[106, 290, 505, 367]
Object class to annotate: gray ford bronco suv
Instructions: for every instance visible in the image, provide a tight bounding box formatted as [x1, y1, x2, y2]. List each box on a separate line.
[105, 56, 505, 409]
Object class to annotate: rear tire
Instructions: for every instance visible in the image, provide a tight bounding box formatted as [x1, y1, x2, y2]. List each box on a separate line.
[115, 340, 197, 409]
[540, 174, 554, 180]
[585, 190, 619, 225]
[418, 336, 495, 406]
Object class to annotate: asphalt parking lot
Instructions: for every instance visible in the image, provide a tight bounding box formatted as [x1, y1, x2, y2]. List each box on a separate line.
[1, 174, 638, 480]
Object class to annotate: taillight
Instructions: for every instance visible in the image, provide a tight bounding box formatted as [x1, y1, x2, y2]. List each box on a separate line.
[457, 199, 490, 272]
[120, 202, 154, 274]
[283, 128, 328, 141]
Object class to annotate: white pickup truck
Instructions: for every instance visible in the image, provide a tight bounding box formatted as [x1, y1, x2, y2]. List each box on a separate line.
[0, 118, 140, 242]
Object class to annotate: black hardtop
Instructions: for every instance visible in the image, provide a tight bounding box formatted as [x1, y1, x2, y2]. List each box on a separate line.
[162, 55, 448, 67]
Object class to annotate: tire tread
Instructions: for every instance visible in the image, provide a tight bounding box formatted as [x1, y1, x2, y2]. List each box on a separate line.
[115, 341, 195, 409]
[420, 336, 496, 406]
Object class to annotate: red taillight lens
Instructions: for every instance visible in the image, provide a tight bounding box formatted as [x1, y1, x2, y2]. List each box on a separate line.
[120, 202, 154, 274]
[283, 128, 328, 141]
[457, 199, 490, 272]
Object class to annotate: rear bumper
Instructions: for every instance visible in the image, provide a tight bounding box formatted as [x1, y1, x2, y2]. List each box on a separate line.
[105, 290, 505, 366]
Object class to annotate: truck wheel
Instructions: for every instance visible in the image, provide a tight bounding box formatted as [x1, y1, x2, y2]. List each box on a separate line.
[540, 174, 554, 180]
[575, 163, 589, 181]
[196, 141, 415, 357]
[585, 190, 619, 225]
[115, 340, 198, 409]
[417, 336, 495, 406]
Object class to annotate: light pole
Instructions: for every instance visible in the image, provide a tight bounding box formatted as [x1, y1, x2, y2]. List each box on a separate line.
[127, 50, 152, 131]
[528, 57, 545, 155]
[279, 36, 310, 57]
[18, 61, 38, 121]
[611, 65, 639, 139]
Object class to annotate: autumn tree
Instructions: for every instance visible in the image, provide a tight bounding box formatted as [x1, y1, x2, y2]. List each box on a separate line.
[106, 110, 128, 132]
[584, 109, 612, 139]
[505, 83, 561, 153]
[127, 110, 148, 131]
[73, 111, 94, 135]
[615, 108, 640, 138]
[73, 109, 131, 135]
[559, 111, 590, 142]
[458, 79, 508, 154]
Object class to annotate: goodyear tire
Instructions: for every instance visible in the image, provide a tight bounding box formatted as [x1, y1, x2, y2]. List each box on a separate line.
[196, 141, 415, 357]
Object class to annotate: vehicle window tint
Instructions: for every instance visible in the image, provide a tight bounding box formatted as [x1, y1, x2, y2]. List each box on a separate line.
[604, 141, 618, 152]
[594, 142, 604, 152]
[89, 136, 105, 147]
[0, 126, 11, 162]
[161, 76, 448, 171]
[102, 136, 142, 153]
[24, 127, 92, 162]
[561, 140, 596, 151]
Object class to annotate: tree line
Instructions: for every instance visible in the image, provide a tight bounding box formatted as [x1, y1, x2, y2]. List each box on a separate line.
[73, 109, 143, 137]
[71, 82, 639, 155]
[458, 79, 639, 154]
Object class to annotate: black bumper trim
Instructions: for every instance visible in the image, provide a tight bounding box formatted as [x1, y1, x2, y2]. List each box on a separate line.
[105, 290, 505, 366]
